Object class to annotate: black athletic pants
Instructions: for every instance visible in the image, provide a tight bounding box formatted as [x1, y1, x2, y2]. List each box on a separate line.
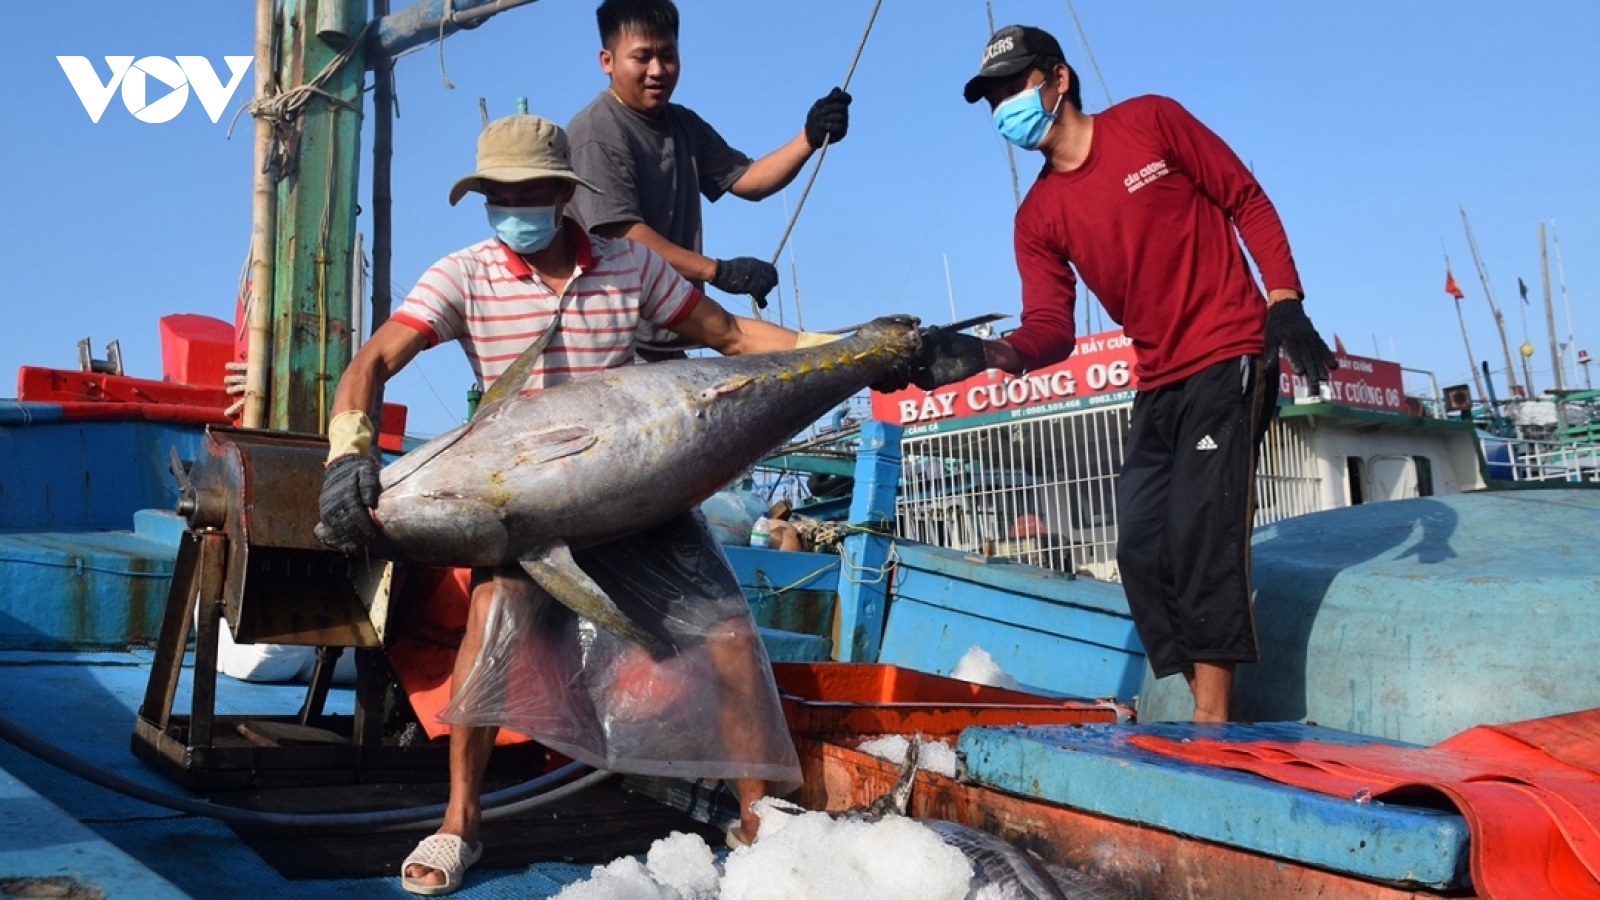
[1114, 355, 1278, 678]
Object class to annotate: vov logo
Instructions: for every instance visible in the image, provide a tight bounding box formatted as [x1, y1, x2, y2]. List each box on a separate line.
[57, 56, 252, 124]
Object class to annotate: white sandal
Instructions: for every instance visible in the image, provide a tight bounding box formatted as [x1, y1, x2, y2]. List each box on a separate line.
[401, 833, 483, 896]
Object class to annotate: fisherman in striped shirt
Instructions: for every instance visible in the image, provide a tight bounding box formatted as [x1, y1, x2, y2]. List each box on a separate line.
[316, 113, 838, 895]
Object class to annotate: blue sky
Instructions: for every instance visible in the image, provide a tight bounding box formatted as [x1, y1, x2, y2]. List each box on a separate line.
[6, 1, 1599, 438]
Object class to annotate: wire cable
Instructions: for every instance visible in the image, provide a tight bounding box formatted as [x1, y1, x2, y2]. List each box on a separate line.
[761, 0, 885, 319]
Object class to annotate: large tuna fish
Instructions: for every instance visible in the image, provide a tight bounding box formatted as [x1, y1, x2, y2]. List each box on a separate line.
[370, 315, 922, 645]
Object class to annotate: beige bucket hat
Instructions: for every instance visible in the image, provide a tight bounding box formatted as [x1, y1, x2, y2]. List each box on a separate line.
[447, 114, 601, 206]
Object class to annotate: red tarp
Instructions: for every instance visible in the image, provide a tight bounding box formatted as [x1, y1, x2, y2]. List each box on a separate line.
[1130, 709, 1600, 899]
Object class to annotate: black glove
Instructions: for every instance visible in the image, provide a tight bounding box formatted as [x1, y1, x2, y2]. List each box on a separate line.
[1264, 298, 1338, 388]
[804, 87, 852, 149]
[710, 256, 779, 308]
[314, 454, 382, 553]
[912, 328, 989, 390]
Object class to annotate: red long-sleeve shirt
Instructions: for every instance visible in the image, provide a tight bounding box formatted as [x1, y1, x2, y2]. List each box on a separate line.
[1005, 94, 1302, 388]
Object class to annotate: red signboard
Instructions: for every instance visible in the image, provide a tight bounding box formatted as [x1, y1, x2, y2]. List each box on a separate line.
[1281, 352, 1408, 413]
[870, 328, 1409, 431]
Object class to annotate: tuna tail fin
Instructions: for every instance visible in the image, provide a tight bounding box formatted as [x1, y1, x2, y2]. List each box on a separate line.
[519, 541, 665, 648]
[476, 318, 561, 417]
[867, 735, 921, 818]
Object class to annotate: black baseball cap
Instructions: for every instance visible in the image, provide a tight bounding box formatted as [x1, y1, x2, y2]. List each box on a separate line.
[962, 24, 1065, 104]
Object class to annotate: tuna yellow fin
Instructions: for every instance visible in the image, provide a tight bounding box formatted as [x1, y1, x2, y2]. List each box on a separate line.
[476, 318, 561, 416]
[519, 542, 663, 647]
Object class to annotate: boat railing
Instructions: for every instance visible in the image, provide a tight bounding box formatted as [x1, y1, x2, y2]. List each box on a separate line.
[1496, 437, 1600, 483]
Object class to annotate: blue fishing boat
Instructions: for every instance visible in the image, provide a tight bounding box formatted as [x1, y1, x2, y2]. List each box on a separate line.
[4, 1, 1599, 898]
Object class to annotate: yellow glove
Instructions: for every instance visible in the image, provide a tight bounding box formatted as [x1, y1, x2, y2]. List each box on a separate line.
[326, 410, 376, 463]
[794, 331, 841, 348]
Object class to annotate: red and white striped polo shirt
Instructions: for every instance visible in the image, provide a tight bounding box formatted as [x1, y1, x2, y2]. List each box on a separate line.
[391, 220, 700, 392]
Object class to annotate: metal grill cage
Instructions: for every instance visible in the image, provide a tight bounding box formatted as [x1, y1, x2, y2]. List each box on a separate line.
[896, 404, 1321, 581]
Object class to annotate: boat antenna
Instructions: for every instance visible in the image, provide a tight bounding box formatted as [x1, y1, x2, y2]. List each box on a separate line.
[761, 0, 885, 319]
[1063, 0, 1114, 108]
[1442, 241, 1486, 400]
[1551, 220, 1578, 388]
[986, 2, 1023, 210]
[943, 253, 958, 323]
[1460, 206, 1522, 398]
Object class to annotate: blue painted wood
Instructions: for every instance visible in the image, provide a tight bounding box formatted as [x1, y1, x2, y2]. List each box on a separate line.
[837, 421, 901, 662]
[1141, 490, 1600, 742]
[725, 545, 838, 649]
[0, 650, 596, 897]
[0, 532, 176, 649]
[132, 509, 187, 547]
[757, 628, 832, 663]
[879, 599, 1142, 701]
[724, 546, 839, 592]
[846, 420, 902, 530]
[0, 418, 203, 532]
[959, 722, 1471, 890]
[877, 542, 1145, 701]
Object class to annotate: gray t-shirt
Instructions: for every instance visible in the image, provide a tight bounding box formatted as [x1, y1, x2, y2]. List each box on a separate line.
[567, 90, 752, 257]
[568, 92, 754, 356]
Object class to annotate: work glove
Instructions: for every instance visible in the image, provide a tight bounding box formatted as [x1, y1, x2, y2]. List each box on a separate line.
[911, 326, 990, 390]
[315, 455, 382, 553]
[872, 326, 989, 393]
[1264, 298, 1339, 389]
[804, 87, 852, 149]
[710, 256, 779, 309]
[314, 410, 382, 553]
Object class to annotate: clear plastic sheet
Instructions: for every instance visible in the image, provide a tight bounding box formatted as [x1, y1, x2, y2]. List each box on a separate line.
[439, 510, 803, 790]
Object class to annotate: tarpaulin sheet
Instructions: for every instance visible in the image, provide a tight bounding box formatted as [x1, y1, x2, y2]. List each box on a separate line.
[1130, 709, 1600, 899]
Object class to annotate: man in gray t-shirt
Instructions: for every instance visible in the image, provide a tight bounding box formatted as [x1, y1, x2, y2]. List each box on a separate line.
[568, 0, 850, 357]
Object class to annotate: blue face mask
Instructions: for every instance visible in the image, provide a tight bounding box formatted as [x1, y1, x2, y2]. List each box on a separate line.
[487, 204, 561, 254]
[993, 84, 1065, 151]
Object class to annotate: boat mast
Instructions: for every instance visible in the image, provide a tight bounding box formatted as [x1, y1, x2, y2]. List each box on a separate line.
[242, 0, 280, 429]
[1460, 206, 1522, 399]
[1443, 246, 1486, 400]
[241, 0, 539, 432]
[1552, 220, 1578, 389]
[1540, 223, 1563, 393]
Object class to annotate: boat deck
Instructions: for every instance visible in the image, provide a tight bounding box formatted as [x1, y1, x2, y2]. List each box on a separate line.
[0, 648, 688, 898]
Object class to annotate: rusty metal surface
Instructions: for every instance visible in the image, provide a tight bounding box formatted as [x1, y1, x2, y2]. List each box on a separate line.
[182, 427, 383, 647]
[793, 738, 1474, 900]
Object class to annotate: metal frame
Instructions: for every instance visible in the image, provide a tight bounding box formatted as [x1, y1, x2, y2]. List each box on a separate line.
[895, 403, 1323, 580]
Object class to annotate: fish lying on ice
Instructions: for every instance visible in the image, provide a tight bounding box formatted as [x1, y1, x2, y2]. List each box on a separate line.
[368, 315, 923, 645]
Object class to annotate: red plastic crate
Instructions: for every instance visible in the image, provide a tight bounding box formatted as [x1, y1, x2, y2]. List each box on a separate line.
[772, 662, 1116, 737]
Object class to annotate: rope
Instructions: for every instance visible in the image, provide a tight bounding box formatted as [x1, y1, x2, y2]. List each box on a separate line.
[227, 21, 371, 182]
[1062, 0, 1114, 108]
[437, 0, 457, 90]
[753, 560, 839, 598]
[838, 535, 898, 586]
[759, 0, 885, 320]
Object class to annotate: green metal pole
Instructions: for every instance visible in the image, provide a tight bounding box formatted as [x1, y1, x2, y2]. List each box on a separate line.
[270, 0, 368, 433]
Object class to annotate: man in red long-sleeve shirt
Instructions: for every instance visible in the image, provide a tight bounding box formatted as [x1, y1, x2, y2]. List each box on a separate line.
[907, 25, 1336, 722]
